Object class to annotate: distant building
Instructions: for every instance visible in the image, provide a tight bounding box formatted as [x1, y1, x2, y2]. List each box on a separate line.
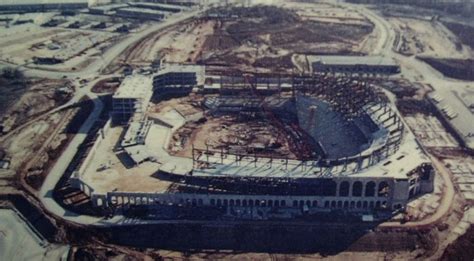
[112, 75, 153, 124]
[310, 56, 400, 75]
[88, 3, 127, 15]
[0, 0, 88, 12]
[116, 7, 167, 20]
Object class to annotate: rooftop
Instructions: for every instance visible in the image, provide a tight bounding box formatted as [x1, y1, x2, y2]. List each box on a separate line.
[429, 90, 474, 150]
[117, 7, 169, 16]
[113, 74, 153, 100]
[158, 63, 206, 85]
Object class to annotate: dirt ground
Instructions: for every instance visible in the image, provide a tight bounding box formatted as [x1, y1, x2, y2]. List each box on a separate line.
[109, 18, 212, 72]
[91, 77, 122, 94]
[389, 17, 469, 58]
[110, 4, 375, 74]
[405, 114, 458, 148]
[199, 5, 373, 73]
[0, 77, 72, 133]
[170, 114, 294, 159]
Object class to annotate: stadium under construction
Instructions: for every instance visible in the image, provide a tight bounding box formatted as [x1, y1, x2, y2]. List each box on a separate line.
[68, 62, 434, 221]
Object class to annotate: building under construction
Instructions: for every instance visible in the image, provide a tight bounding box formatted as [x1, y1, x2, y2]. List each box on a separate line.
[70, 65, 434, 221]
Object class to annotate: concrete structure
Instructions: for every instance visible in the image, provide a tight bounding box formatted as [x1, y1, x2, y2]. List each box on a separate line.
[428, 91, 474, 151]
[71, 72, 435, 220]
[115, 7, 167, 20]
[153, 64, 205, 95]
[310, 55, 400, 75]
[88, 3, 127, 15]
[112, 75, 153, 124]
[0, 0, 88, 12]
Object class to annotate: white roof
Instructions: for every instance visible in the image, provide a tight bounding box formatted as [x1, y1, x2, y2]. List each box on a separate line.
[114, 75, 153, 100]
[309, 55, 398, 67]
[118, 7, 169, 16]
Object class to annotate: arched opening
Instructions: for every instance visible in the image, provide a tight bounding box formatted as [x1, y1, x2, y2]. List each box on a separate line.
[236, 199, 241, 206]
[306, 200, 311, 207]
[375, 201, 381, 208]
[352, 181, 363, 197]
[343, 201, 349, 208]
[378, 181, 390, 197]
[299, 200, 304, 207]
[337, 201, 342, 208]
[293, 200, 298, 207]
[331, 201, 336, 208]
[339, 181, 350, 197]
[312, 200, 318, 207]
[324, 180, 337, 196]
[217, 199, 222, 206]
[325, 201, 330, 208]
[223, 199, 228, 206]
[350, 201, 355, 208]
[356, 201, 362, 208]
[268, 200, 273, 207]
[275, 200, 279, 207]
[243, 200, 247, 206]
[249, 199, 254, 206]
[281, 200, 286, 207]
[198, 199, 203, 205]
[230, 199, 235, 206]
[365, 181, 376, 197]
[363, 201, 368, 209]
[210, 199, 215, 206]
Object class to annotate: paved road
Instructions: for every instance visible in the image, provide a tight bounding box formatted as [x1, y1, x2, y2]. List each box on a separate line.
[38, 77, 105, 225]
